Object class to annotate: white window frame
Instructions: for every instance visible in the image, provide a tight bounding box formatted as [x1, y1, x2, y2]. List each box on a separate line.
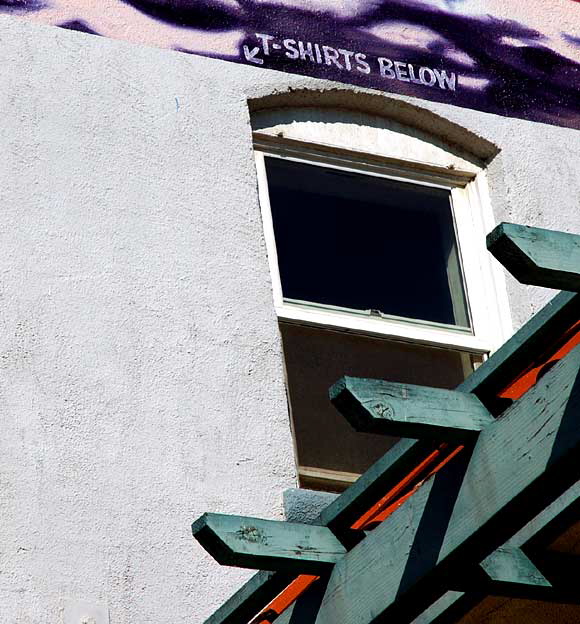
[254, 126, 512, 358]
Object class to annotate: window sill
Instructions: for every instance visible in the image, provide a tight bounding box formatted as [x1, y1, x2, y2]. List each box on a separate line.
[276, 302, 490, 354]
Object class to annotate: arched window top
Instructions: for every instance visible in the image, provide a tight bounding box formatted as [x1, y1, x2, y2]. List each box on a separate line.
[252, 106, 483, 177]
[248, 87, 499, 160]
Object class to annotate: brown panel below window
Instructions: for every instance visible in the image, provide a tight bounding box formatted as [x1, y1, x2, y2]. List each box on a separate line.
[279, 321, 481, 491]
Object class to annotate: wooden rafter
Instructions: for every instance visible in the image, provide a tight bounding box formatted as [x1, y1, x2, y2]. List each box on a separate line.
[329, 378, 493, 441]
[199, 296, 580, 624]
[276, 348, 580, 623]
[487, 223, 580, 292]
[195, 224, 580, 624]
[192, 513, 346, 574]
[408, 481, 580, 622]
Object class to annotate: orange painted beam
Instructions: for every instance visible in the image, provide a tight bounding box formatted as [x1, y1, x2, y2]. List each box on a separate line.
[251, 575, 319, 624]
[500, 321, 580, 400]
[352, 445, 446, 531]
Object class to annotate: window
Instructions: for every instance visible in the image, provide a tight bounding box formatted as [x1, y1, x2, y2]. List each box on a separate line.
[254, 107, 511, 491]
[265, 157, 470, 329]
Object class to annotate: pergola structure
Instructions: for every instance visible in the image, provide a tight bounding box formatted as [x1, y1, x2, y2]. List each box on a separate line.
[193, 222, 580, 624]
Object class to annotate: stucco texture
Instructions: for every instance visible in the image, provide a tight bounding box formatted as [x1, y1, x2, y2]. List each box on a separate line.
[0, 15, 579, 624]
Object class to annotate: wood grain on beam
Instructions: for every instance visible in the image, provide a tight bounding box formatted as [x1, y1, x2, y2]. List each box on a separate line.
[192, 513, 346, 574]
[287, 347, 580, 624]
[475, 546, 551, 594]
[204, 287, 580, 624]
[481, 546, 550, 586]
[450, 547, 580, 606]
[200, 439, 439, 624]
[460, 290, 580, 412]
[487, 222, 580, 292]
[330, 377, 493, 440]
[202, 292, 580, 624]
[410, 482, 580, 623]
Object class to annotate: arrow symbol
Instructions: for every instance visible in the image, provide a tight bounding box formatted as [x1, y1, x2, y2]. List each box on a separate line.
[243, 45, 264, 65]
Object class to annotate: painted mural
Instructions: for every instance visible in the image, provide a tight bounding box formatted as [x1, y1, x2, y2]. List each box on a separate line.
[2, 0, 579, 129]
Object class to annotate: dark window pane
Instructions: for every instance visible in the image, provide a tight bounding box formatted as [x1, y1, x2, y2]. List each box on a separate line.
[279, 322, 481, 491]
[266, 157, 470, 328]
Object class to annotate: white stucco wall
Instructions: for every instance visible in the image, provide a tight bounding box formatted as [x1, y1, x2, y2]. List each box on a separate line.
[0, 15, 579, 624]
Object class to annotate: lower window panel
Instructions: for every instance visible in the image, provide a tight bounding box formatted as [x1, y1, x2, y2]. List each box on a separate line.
[279, 321, 482, 492]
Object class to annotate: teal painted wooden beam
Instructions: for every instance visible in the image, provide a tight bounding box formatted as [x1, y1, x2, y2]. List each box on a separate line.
[203, 570, 294, 624]
[487, 222, 580, 291]
[200, 292, 580, 624]
[330, 377, 493, 440]
[192, 513, 346, 574]
[411, 482, 580, 623]
[476, 546, 550, 592]
[361, 548, 555, 624]
[283, 347, 580, 624]
[454, 547, 580, 605]
[318, 438, 436, 538]
[276, 548, 580, 623]
[480, 546, 548, 587]
[460, 290, 580, 413]
[201, 438, 438, 624]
